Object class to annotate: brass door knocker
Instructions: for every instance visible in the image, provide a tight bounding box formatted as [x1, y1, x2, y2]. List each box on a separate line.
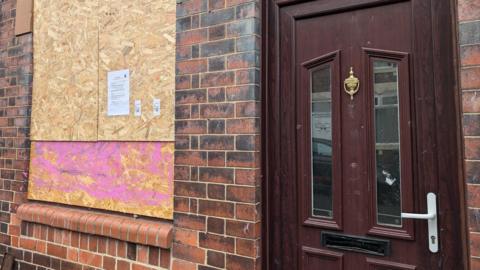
[344, 67, 360, 100]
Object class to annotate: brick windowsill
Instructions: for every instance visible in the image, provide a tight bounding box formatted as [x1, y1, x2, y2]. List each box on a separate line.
[16, 203, 173, 249]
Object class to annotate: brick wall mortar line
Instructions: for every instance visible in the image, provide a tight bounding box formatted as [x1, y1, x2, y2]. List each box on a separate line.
[16, 233, 170, 268]
[459, 19, 480, 24]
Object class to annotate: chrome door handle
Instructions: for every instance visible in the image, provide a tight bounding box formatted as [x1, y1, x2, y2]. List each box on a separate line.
[401, 192, 438, 253]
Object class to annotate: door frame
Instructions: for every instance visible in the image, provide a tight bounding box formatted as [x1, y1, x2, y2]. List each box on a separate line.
[261, 0, 469, 269]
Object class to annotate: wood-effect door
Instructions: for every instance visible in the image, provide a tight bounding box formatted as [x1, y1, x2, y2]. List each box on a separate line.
[264, 0, 467, 269]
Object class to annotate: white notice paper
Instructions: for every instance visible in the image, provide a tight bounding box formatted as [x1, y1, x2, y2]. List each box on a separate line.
[107, 69, 130, 116]
[153, 99, 161, 116]
[134, 100, 141, 116]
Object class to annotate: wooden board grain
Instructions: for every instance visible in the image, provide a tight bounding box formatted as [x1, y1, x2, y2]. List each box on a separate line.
[31, 0, 99, 141]
[28, 141, 174, 219]
[15, 0, 33, 36]
[98, 0, 176, 141]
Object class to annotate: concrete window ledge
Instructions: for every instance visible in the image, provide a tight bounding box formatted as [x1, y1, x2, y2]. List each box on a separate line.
[16, 203, 172, 249]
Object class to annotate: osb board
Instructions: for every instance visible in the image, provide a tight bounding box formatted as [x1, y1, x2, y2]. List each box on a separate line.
[15, 0, 33, 36]
[28, 141, 174, 219]
[98, 0, 175, 141]
[31, 0, 99, 141]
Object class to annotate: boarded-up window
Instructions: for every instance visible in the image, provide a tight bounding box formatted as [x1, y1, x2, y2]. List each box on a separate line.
[28, 0, 176, 219]
[31, 0, 175, 141]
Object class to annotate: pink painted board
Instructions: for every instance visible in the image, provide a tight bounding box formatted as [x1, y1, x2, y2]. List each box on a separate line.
[28, 141, 174, 219]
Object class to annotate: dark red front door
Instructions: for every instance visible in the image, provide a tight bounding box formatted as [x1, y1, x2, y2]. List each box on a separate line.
[265, 0, 466, 269]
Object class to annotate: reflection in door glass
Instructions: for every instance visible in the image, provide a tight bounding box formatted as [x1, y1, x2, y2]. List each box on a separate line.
[374, 60, 402, 227]
[311, 66, 333, 218]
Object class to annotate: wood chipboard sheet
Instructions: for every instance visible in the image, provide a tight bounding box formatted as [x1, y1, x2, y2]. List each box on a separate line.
[15, 0, 33, 36]
[98, 0, 176, 141]
[31, 0, 99, 141]
[28, 141, 174, 219]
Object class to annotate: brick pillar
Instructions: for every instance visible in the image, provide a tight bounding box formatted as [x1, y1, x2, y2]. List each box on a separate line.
[173, 0, 262, 269]
[458, 1, 480, 269]
[0, 0, 33, 265]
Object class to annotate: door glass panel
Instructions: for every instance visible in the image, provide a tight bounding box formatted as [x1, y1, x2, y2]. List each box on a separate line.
[374, 60, 401, 227]
[311, 65, 333, 218]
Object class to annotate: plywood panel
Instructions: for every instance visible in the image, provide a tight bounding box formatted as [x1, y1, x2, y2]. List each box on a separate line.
[31, 0, 99, 141]
[28, 142, 174, 219]
[15, 0, 33, 36]
[98, 0, 176, 141]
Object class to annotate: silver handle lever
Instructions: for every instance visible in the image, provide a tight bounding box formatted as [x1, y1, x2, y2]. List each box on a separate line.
[401, 212, 435, 220]
[400, 192, 438, 253]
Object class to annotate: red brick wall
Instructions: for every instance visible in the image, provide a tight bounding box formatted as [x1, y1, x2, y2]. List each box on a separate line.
[459, 0, 480, 269]
[0, 0, 35, 268]
[172, 0, 262, 269]
[0, 1, 172, 269]
[2, 0, 480, 269]
[0, 0, 263, 269]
